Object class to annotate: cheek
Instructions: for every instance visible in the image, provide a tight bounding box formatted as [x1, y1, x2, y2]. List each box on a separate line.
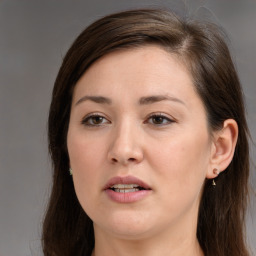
[67, 131, 106, 207]
[146, 133, 210, 220]
[67, 129, 106, 171]
[147, 129, 210, 191]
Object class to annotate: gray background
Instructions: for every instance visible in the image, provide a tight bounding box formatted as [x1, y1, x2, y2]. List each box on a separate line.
[0, 0, 255, 255]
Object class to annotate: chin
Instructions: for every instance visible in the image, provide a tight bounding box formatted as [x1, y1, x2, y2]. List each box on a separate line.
[94, 210, 160, 240]
[106, 224, 153, 240]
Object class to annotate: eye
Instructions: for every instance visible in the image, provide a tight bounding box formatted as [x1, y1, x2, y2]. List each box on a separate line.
[146, 113, 175, 126]
[81, 114, 110, 126]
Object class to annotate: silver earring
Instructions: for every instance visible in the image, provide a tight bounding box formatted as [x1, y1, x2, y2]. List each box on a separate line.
[69, 168, 73, 176]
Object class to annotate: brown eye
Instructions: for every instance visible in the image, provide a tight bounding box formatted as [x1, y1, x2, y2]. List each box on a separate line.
[91, 116, 104, 124]
[147, 114, 174, 126]
[82, 114, 109, 126]
[152, 116, 165, 124]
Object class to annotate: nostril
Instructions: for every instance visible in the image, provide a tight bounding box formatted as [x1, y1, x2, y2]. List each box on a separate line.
[111, 157, 137, 164]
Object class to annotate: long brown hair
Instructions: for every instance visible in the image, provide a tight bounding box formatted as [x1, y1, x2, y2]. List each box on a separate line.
[42, 9, 250, 256]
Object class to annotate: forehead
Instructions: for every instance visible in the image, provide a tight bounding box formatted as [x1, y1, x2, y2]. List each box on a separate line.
[73, 45, 199, 106]
[82, 45, 190, 79]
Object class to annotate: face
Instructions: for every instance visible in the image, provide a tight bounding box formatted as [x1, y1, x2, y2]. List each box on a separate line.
[67, 46, 213, 240]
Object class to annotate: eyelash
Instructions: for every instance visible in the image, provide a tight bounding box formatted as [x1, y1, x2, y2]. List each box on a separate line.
[81, 113, 175, 127]
[146, 113, 175, 126]
[81, 113, 110, 127]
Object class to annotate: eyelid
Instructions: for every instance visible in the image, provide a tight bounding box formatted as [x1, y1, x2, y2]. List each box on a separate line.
[80, 112, 175, 127]
[81, 112, 111, 126]
[145, 112, 176, 125]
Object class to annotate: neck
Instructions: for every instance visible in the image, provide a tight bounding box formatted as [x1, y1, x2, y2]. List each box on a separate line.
[92, 220, 204, 256]
[92, 194, 204, 256]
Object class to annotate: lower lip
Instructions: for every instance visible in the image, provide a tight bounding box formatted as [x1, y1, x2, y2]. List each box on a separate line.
[105, 189, 152, 203]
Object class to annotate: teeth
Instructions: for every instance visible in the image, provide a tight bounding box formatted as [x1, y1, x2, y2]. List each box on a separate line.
[110, 184, 142, 193]
[114, 188, 140, 193]
[111, 184, 140, 189]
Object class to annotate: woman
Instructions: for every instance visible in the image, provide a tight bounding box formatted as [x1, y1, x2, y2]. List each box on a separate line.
[42, 9, 250, 256]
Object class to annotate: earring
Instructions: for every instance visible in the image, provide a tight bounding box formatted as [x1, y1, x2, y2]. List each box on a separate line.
[69, 168, 73, 176]
[212, 168, 220, 186]
[213, 168, 220, 175]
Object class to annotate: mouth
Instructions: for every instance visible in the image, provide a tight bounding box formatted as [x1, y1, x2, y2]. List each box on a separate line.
[104, 176, 152, 203]
[104, 175, 151, 192]
[109, 183, 150, 193]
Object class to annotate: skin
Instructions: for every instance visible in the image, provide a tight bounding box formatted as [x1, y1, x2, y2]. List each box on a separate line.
[67, 46, 238, 256]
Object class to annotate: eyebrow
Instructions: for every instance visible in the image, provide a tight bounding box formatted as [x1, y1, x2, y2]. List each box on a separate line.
[75, 94, 186, 107]
[75, 96, 112, 105]
[139, 95, 186, 106]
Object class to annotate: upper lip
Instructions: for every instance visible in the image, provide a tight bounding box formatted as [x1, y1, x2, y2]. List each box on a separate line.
[104, 175, 151, 190]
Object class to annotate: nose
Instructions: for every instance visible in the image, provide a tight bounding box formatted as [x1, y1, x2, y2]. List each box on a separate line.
[107, 122, 144, 166]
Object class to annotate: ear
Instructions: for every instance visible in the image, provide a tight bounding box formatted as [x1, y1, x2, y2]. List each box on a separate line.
[206, 119, 238, 179]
